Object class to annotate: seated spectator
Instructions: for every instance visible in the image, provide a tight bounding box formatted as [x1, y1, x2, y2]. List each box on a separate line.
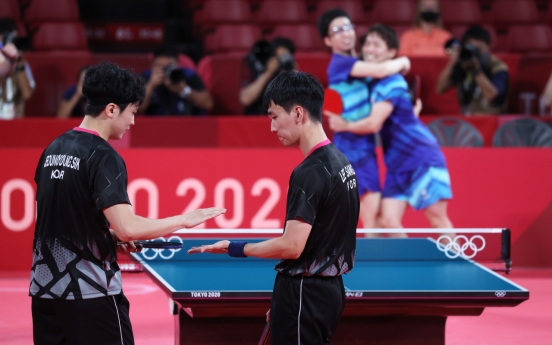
[436, 25, 509, 115]
[399, 0, 452, 57]
[542, 70, 552, 109]
[240, 37, 297, 115]
[0, 18, 35, 119]
[0, 40, 16, 78]
[57, 66, 89, 118]
[139, 45, 213, 116]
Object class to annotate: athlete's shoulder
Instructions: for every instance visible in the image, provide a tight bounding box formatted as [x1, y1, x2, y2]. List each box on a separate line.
[307, 144, 348, 174]
[93, 141, 122, 161]
[42, 130, 74, 153]
[292, 147, 335, 180]
[372, 73, 408, 97]
[328, 53, 359, 84]
[329, 53, 358, 65]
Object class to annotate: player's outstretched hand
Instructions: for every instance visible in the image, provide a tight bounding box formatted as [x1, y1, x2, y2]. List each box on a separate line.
[323, 110, 349, 132]
[413, 98, 423, 117]
[187, 240, 230, 254]
[182, 207, 226, 229]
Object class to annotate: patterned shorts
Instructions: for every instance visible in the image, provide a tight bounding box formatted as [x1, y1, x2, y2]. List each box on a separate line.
[382, 165, 452, 210]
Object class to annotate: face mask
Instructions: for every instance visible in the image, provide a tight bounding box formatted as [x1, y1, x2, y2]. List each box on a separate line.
[420, 11, 440, 23]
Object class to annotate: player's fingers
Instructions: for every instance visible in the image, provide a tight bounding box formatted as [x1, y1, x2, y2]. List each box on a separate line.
[323, 110, 338, 117]
[128, 241, 138, 253]
[117, 243, 129, 255]
[327, 117, 339, 129]
[187, 246, 204, 254]
[207, 207, 226, 215]
[201, 208, 227, 221]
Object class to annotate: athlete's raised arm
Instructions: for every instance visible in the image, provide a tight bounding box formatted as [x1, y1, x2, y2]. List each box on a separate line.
[350, 56, 410, 79]
[324, 101, 393, 135]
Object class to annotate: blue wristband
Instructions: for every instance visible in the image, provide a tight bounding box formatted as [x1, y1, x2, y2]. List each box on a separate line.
[228, 241, 248, 258]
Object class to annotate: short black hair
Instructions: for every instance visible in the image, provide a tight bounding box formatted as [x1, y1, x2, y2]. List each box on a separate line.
[317, 8, 350, 39]
[461, 25, 491, 46]
[271, 37, 296, 55]
[152, 44, 178, 59]
[0, 18, 17, 34]
[82, 61, 146, 117]
[367, 24, 400, 51]
[263, 71, 324, 123]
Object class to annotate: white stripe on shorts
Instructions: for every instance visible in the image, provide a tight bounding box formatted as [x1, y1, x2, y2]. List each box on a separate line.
[112, 296, 124, 345]
[298, 277, 304, 345]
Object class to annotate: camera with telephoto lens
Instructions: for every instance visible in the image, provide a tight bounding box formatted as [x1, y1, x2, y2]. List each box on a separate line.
[246, 40, 273, 75]
[445, 38, 485, 84]
[444, 38, 481, 63]
[246, 39, 295, 75]
[2, 31, 31, 52]
[163, 63, 185, 84]
[277, 52, 295, 72]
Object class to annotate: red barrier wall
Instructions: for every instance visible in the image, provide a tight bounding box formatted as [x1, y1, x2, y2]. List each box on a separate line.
[0, 116, 536, 148]
[1, 148, 551, 271]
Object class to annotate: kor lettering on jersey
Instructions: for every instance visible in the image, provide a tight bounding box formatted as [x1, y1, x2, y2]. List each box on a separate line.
[44, 154, 80, 171]
[51, 170, 65, 179]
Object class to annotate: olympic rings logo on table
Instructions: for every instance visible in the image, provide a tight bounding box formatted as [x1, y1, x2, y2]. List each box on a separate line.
[436, 235, 486, 259]
[140, 236, 183, 260]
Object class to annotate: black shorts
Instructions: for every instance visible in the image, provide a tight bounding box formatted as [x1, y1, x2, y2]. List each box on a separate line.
[270, 273, 346, 345]
[32, 292, 134, 345]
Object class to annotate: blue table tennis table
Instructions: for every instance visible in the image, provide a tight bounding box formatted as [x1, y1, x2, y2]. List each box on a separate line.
[131, 236, 528, 345]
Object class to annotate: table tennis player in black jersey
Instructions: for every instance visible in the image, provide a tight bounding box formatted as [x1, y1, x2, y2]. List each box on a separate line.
[30, 61, 225, 345]
[189, 71, 360, 345]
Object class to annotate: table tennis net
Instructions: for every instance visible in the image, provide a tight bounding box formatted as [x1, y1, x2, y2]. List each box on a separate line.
[119, 228, 511, 273]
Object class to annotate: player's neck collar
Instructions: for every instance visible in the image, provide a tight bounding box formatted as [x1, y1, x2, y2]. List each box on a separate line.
[73, 127, 100, 137]
[307, 139, 331, 157]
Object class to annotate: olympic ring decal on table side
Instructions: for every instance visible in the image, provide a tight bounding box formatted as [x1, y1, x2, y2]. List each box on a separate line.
[495, 291, 506, 298]
[140, 236, 184, 260]
[436, 235, 486, 259]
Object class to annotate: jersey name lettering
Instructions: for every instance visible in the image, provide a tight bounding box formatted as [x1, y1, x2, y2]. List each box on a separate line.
[44, 154, 80, 170]
[339, 164, 356, 183]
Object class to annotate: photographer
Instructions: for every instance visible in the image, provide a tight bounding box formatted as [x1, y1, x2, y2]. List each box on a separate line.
[0, 18, 35, 119]
[57, 66, 89, 118]
[436, 25, 509, 115]
[0, 41, 15, 78]
[139, 45, 213, 116]
[240, 37, 297, 115]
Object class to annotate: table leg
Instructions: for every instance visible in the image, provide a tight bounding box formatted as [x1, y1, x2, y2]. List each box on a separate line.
[176, 308, 268, 345]
[333, 316, 447, 345]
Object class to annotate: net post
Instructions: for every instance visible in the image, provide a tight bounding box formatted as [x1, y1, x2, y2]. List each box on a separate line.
[501, 228, 512, 273]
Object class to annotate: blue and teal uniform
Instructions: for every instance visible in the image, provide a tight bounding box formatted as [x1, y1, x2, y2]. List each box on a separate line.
[327, 53, 380, 195]
[369, 74, 452, 210]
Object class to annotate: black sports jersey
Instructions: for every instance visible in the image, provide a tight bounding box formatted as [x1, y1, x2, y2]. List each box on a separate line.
[30, 128, 130, 300]
[275, 142, 360, 277]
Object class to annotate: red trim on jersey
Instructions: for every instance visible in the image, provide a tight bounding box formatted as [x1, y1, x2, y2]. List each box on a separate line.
[73, 127, 100, 137]
[307, 139, 331, 157]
